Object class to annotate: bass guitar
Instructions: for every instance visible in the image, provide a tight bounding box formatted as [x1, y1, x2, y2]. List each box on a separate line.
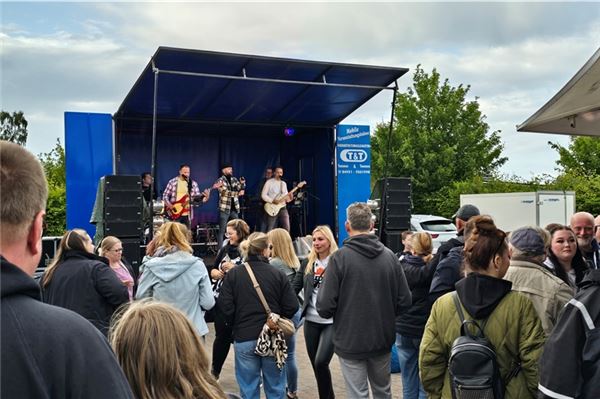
[166, 181, 222, 220]
[264, 181, 306, 217]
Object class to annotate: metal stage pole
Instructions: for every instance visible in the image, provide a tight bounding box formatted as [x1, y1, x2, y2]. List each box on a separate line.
[379, 81, 399, 240]
[149, 60, 159, 239]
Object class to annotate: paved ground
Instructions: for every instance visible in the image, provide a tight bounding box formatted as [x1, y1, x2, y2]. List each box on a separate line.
[204, 323, 404, 398]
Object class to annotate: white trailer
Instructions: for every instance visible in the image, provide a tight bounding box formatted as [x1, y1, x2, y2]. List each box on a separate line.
[459, 191, 576, 232]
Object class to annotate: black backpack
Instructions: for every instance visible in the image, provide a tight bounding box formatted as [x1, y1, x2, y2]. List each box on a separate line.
[448, 292, 505, 399]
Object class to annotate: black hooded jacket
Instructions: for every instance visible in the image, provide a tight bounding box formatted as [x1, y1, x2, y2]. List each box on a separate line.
[455, 272, 512, 320]
[1, 257, 133, 398]
[40, 250, 129, 336]
[316, 233, 412, 359]
[396, 254, 437, 337]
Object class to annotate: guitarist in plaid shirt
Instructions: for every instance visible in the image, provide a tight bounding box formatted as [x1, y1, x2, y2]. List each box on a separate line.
[216, 162, 246, 248]
[162, 164, 209, 227]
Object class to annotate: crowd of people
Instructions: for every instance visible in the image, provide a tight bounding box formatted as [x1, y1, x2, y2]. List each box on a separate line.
[2, 140, 600, 399]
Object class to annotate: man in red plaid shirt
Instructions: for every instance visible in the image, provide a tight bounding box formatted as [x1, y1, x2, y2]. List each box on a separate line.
[162, 164, 209, 227]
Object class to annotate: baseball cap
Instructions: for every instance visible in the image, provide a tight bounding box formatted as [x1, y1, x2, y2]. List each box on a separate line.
[509, 227, 546, 256]
[452, 204, 480, 221]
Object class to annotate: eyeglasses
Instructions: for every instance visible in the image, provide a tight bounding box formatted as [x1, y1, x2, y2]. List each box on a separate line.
[111, 248, 123, 253]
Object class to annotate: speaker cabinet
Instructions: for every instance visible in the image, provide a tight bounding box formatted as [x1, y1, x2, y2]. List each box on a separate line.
[371, 177, 412, 232]
[102, 175, 143, 239]
[121, 238, 143, 278]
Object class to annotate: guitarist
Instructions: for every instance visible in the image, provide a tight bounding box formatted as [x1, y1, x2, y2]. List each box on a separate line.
[216, 162, 246, 248]
[162, 164, 210, 227]
[261, 166, 292, 232]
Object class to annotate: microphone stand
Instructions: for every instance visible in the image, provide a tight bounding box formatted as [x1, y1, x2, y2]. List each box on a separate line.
[186, 176, 193, 231]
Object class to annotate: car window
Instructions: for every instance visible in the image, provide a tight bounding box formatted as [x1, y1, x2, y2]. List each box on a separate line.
[420, 220, 456, 232]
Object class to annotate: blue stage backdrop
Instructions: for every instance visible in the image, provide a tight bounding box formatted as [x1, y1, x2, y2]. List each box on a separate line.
[65, 112, 113, 238]
[336, 125, 371, 245]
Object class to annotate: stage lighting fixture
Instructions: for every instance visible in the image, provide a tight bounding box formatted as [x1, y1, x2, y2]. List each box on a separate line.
[284, 127, 296, 137]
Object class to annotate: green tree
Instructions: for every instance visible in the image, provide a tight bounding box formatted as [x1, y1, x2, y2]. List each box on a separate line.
[372, 66, 507, 213]
[549, 136, 600, 175]
[39, 140, 66, 236]
[1, 110, 28, 146]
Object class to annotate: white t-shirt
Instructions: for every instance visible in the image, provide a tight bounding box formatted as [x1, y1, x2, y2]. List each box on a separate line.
[306, 256, 333, 324]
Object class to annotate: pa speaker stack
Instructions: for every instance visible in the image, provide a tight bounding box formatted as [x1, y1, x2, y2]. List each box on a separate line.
[103, 175, 143, 273]
[371, 177, 412, 253]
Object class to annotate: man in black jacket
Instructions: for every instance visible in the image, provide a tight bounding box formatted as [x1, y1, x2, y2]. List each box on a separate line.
[428, 204, 480, 303]
[317, 202, 412, 399]
[0, 141, 133, 398]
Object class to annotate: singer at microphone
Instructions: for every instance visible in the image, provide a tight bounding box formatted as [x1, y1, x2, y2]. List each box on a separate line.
[162, 164, 205, 227]
[216, 162, 246, 248]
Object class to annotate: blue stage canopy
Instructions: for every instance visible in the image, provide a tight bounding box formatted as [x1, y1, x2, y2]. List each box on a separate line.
[115, 47, 408, 129]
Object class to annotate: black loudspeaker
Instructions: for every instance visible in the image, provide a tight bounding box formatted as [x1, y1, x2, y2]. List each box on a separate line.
[103, 175, 143, 239]
[381, 230, 403, 254]
[371, 177, 412, 232]
[121, 238, 143, 278]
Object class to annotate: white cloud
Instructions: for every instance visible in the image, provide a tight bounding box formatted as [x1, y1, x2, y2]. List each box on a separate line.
[2, 1, 599, 178]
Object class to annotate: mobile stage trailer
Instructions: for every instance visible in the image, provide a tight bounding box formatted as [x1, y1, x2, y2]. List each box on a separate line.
[65, 47, 408, 244]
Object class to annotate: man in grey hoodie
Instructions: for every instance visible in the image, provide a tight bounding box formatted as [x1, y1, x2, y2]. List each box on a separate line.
[317, 202, 412, 398]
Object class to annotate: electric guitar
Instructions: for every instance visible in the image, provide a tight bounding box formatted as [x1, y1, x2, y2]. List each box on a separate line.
[166, 181, 222, 220]
[264, 181, 307, 217]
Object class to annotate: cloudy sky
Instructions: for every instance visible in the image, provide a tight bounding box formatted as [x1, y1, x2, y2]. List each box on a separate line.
[2, 1, 599, 178]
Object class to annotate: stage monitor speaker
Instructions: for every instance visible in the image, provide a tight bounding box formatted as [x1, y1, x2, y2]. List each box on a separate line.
[371, 177, 412, 232]
[102, 175, 143, 239]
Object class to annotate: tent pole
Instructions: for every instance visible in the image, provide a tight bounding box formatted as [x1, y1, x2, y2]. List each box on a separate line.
[149, 60, 159, 239]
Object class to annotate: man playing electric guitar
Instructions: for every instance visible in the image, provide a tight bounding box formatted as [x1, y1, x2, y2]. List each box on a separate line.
[162, 164, 210, 227]
[261, 166, 298, 232]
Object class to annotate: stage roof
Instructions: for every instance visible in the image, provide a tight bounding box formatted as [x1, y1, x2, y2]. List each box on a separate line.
[115, 47, 408, 128]
[518, 47, 600, 137]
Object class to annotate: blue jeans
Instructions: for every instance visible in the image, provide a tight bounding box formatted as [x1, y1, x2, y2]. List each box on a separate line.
[395, 334, 426, 399]
[234, 339, 286, 399]
[285, 308, 302, 394]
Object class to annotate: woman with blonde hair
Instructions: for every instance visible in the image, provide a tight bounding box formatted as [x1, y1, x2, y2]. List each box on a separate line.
[395, 232, 434, 399]
[110, 300, 234, 399]
[267, 228, 302, 398]
[136, 222, 215, 337]
[99, 236, 136, 300]
[296, 225, 338, 399]
[41, 229, 128, 335]
[217, 232, 299, 399]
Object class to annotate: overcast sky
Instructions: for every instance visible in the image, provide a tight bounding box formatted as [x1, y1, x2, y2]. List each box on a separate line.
[2, 1, 599, 178]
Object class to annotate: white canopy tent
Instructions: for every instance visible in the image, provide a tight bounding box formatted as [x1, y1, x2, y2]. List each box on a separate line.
[518, 47, 600, 137]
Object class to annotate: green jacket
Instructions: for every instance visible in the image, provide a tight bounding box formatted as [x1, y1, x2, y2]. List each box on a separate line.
[419, 291, 545, 399]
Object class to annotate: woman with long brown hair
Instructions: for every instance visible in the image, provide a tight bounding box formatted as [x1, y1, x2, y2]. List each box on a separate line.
[297, 225, 338, 399]
[110, 300, 234, 399]
[41, 229, 128, 335]
[136, 222, 214, 337]
[209, 218, 250, 379]
[420, 216, 545, 398]
[545, 224, 589, 289]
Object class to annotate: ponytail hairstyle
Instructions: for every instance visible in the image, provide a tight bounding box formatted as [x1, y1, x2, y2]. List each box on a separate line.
[239, 232, 269, 260]
[305, 225, 338, 275]
[268, 228, 300, 270]
[411, 232, 433, 263]
[463, 215, 507, 273]
[42, 229, 91, 287]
